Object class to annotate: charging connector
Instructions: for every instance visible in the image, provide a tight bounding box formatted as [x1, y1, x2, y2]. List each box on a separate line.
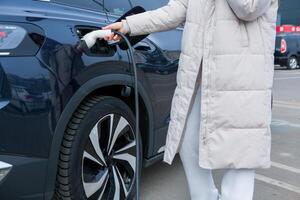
[76, 29, 112, 53]
[82, 30, 112, 48]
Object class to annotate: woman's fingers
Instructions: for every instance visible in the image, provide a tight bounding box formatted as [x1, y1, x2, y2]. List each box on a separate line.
[102, 22, 124, 41]
[102, 24, 113, 30]
[103, 33, 120, 41]
[108, 33, 114, 40]
[103, 35, 110, 41]
[103, 33, 114, 41]
[102, 22, 122, 31]
[113, 34, 120, 40]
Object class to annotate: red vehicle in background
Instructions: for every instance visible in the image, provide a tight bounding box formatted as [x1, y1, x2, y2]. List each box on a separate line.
[275, 25, 300, 70]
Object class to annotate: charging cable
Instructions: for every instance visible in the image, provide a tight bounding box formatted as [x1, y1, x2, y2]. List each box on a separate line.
[113, 30, 141, 200]
[77, 29, 141, 200]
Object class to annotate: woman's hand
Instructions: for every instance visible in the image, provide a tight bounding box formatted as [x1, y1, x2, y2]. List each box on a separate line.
[102, 20, 129, 41]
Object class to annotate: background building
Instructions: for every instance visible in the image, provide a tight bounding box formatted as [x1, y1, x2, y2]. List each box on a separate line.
[277, 0, 300, 25]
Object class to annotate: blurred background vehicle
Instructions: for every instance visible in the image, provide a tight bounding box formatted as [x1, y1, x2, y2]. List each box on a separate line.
[275, 25, 300, 70]
[275, 1, 300, 70]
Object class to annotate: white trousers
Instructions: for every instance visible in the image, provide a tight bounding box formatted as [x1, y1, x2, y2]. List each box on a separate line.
[179, 86, 255, 200]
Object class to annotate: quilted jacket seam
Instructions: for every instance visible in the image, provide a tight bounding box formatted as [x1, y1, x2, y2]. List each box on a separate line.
[214, 127, 269, 130]
[214, 53, 265, 56]
[216, 89, 272, 92]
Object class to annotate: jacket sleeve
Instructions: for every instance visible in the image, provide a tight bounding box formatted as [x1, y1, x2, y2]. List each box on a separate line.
[226, 0, 272, 21]
[125, 0, 188, 36]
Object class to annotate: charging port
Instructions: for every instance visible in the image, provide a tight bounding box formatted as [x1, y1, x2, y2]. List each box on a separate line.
[75, 26, 116, 57]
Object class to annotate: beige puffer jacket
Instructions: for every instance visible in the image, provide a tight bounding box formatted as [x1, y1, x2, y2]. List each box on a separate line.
[126, 0, 279, 169]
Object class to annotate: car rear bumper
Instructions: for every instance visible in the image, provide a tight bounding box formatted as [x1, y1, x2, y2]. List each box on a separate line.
[0, 154, 48, 199]
[275, 56, 288, 66]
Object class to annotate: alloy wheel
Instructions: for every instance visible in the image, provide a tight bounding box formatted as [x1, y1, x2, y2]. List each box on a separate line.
[288, 57, 298, 69]
[82, 113, 136, 200]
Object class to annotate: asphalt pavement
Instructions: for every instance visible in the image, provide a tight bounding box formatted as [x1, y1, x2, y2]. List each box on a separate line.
[141, 66, 300, 200]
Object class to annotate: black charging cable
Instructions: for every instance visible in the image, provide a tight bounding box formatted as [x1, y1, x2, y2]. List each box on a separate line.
[112, 30, 141, 200]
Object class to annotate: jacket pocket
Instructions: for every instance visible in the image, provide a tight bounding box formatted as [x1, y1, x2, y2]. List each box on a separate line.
[239, 20, 249, 47]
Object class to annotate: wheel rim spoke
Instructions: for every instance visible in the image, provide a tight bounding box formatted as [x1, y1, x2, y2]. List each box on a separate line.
[89, 124, 107, 166]
[290, 58, 297, 69]
[113, 153, 136, 173]
[83, 169, 109, 198]
[107, 114, 114, 152]
[108, 116, 129, 155]
[83, 151, 102, 166]
[115, 166, 129, 197]
[98, 175, 109, 200]
[115, 141, 136, 154]
[112, 166, 121, 200]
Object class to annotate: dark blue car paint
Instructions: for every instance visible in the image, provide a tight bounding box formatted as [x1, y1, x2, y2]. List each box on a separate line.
[0, 0, 182, 199]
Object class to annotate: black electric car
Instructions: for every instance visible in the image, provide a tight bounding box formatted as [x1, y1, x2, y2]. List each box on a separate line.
[0, 0, 182, 199]
[275, 32, 300, 70]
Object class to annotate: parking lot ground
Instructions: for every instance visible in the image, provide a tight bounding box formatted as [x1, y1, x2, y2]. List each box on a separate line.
[141, 68, 300, 200]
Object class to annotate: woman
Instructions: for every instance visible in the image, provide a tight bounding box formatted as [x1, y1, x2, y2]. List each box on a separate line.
[103, 0, 279, 199]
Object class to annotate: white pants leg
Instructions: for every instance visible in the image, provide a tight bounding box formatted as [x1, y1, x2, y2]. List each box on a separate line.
[220, 169, 255, 200]
[179, 86, 256, 200]
[179, 86, 219, 200]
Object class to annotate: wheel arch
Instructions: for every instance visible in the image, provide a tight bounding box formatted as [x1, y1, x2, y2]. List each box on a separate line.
[289, 54, 298, 59]
[44, 73, 154, 199]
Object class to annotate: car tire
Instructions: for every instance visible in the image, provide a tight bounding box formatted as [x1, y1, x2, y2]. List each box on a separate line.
[287, 56, 298, 70]
[54, 95, 141, 200]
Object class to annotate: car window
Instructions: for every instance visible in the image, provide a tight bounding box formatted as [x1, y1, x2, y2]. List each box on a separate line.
[55, 0, 132, 16]
[53, 0, 106, 12]
[130, 0, 168, 10]
[103, 0, 132, 16]
[53, 0, 168, 15]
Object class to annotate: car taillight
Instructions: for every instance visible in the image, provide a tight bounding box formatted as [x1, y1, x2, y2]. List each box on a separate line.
[0, 31, 7, 38]
[0, 25, 26, 51]
[280, 39, 287, 54]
